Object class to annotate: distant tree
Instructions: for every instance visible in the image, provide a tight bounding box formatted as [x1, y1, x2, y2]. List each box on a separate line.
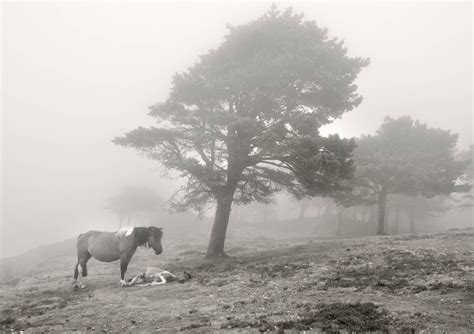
[114, 7, 368, 257]
[237, 202, 279, 225]
[386, 194, 453, 234]
[332, 182, 377, 236]
[354, 116, 471, 235]
[295, 196, 333, 220]
[106, 187, 163, 227]
[454, 145, 474, 209]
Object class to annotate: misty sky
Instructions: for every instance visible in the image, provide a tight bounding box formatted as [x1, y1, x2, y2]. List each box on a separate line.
[1, 2, 472, 257]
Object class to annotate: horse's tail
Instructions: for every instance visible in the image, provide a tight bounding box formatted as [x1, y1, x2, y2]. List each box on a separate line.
[76, 233, 83, 249]
[76, 233, 88, 277]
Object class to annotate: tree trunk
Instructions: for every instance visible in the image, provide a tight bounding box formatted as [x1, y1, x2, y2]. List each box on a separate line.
[377, 189, 387, 235]
[336, 207, 345, 236]
[363, 207, 370, 223]
[393, 206, 400, 234]
[368, 205, 376, 234]
[385, 206, 391, 234]
[298, 200, 309, 220]
[409, 207, 416, 234]
[206, 197, 233, 258]
[369, 205, 376, 224]
[324, 203, 333, 216]
[361, 207, 367, 223]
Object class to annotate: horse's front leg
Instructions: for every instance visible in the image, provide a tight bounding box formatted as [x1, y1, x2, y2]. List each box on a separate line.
[120, 259, 129, 287]
[119, 252, 135, 287]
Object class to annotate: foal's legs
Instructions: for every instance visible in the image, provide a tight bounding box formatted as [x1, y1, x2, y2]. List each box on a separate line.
[127, 272, 145, 286]
[151, 273, 167, 285]
[135, 274, 167, 287]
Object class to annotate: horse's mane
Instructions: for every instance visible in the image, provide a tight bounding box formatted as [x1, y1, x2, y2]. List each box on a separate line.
[132, 226, 163, 246]
[116, 227, 134, 237]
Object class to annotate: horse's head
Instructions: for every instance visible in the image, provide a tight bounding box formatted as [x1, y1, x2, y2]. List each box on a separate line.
[147, 226, 163, 255]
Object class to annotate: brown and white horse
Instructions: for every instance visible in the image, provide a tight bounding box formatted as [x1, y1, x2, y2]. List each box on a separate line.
[73, 226, 163, 288]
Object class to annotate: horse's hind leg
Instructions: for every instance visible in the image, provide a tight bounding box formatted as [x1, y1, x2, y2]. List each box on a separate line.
[74, 253, 91, 289]
[73, 263, 78, 287]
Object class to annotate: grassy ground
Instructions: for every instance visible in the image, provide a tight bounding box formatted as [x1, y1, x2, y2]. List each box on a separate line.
[1, 230, 473, 333]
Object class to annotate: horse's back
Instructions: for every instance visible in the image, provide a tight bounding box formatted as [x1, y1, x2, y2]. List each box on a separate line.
[76, 230, 102, 249]
[77, 231, 121, 262]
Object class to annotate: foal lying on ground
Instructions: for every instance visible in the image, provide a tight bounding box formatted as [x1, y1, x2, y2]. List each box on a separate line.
[127, 267, 192, 287]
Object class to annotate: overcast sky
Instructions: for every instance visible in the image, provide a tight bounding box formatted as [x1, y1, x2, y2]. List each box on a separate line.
[1, 2, 472, 257]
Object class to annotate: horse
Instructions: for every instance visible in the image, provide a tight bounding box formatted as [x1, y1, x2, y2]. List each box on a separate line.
[127, 267, 192, 287]
[73, 226, 163, 288]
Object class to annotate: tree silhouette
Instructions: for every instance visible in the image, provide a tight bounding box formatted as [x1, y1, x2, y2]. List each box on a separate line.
[354, 116, 470, 235]
[455, 145, 473, 209]
[114, 7, 369, 257]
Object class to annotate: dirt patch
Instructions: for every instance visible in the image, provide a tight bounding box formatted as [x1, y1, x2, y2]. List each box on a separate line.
[180, 320, 211, 331]
[324, 248, 468, 293]
[222, 302, 406, 332]
[1, 287, 90, 332]
[248, 262, 311, 279]
[1, 231, 472, 333]
[385, 249, 462, 274]
[178, 250, 205, 257]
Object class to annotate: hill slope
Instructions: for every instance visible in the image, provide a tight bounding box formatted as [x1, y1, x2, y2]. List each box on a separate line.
[1, 230, 473, 332]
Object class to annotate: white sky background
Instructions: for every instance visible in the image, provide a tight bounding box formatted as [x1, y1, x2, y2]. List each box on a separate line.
[1, 2, 472, 257]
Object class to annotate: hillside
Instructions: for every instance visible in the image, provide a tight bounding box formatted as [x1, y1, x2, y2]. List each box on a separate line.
[1, 230, 473, 332]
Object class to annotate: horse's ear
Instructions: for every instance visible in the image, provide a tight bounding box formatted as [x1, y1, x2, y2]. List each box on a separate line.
[147, 226, 163, 237]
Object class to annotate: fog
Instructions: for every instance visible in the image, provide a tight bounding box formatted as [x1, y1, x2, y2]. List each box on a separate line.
[1, 2, 472, 258]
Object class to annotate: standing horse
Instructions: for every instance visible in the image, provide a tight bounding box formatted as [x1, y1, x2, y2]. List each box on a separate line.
[73, 226, 163, 288]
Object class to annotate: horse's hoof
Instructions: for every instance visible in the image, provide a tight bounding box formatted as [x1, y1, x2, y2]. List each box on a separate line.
[119, 280, 129, 287]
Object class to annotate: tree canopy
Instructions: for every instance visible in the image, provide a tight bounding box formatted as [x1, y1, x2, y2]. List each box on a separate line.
[114, 7, 369, 257]
[353, 116, 470, 234]
[454, 145, 474, 209]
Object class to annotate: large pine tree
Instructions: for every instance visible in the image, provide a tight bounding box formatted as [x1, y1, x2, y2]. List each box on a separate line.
[114, 7, 369, 257]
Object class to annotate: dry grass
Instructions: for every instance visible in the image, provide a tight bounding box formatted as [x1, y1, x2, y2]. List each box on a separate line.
[1, 230, 473, 332]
